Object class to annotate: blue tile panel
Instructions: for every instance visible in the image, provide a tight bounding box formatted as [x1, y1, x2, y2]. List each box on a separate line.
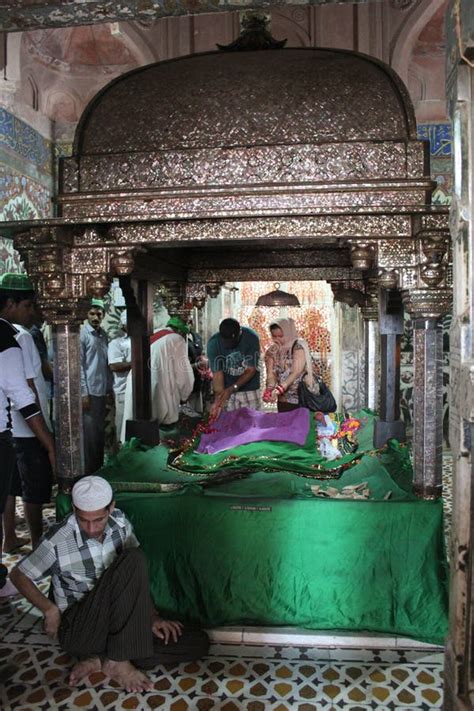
[417, 123, 452, 157]
[0, 107, 52, 173]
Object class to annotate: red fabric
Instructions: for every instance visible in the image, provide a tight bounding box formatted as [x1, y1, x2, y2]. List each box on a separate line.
[150, 329, 172, 345]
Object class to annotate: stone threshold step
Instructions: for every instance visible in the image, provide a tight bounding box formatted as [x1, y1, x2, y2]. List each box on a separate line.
[206, 626, 442, 650]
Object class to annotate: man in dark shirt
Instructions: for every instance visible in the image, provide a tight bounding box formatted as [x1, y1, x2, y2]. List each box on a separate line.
[207, 318, 261, 416]
[0, 273, 55, 596]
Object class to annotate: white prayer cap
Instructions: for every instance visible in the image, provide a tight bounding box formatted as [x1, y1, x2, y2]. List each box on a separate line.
[119, 310, 127, 326]
[72, 476, 113, 511]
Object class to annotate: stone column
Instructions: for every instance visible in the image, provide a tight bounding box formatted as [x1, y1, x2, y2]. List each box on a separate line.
[403, 288, 451, 498]
[412, 318, 443, 498]
[52, 320, 84, 491]
[363, 318, 379, 411]
[373, 286, 405, 447]
[13, 226, 138, 490]
[120, 276, 159, 445]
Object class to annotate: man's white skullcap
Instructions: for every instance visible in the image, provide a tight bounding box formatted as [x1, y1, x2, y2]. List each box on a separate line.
[72, 476, 113, 511]
[119, 310, 127, 326]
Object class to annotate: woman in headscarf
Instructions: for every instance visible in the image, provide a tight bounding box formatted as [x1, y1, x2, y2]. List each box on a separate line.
[263, 317, 318, 412]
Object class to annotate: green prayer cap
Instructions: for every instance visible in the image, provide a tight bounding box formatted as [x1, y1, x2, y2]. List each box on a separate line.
[0, 272, 34, 291]
[91, 298, 105, 309]
[167, 315, 190, 335]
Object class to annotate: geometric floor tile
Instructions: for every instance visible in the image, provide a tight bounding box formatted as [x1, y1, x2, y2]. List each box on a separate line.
[0, 629, 445, 710]
[0, 479, 450, 711]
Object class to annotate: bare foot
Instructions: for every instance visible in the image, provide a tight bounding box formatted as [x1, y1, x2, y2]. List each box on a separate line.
[103, 659, 153, 692]
[68, 656, 102, 686]
[3, 537, 28, 554]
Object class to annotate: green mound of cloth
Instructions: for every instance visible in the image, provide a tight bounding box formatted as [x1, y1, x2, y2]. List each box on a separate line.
[57, 410, 448, 644]
[99, 410, 415, 500]
[57, 489, 448, 644]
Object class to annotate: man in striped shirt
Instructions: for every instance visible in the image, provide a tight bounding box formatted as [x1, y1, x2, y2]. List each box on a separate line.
[0, 273, 55, 595]
[11, 475, 209, 692]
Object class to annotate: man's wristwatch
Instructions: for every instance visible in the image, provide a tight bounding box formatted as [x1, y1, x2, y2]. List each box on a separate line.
[232, 383, 239, 392]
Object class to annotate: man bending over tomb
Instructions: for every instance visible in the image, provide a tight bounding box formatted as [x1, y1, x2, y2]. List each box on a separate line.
[10, 475, 209, 692]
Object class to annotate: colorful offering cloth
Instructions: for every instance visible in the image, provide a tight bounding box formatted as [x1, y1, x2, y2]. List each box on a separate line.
[171, 409, 372, 477]
[196, 406, 310, 454]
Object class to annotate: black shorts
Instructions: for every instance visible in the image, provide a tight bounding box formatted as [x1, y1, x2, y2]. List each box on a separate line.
[11, 437, 53, 505]
[0, 431, 16, 514]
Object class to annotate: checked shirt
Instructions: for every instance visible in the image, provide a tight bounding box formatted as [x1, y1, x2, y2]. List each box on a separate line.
[17, 509, 139, 612]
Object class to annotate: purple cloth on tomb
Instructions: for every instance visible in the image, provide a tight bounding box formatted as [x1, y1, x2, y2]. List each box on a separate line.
[196, 406, 310, 454]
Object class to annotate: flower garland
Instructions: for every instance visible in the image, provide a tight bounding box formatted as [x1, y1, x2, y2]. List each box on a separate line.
[315, 413, 362, 456]
[169, 412, 220, 454]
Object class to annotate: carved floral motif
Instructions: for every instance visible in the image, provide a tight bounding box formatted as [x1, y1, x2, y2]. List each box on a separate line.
[66, 142, 411, 194]
[79, 51, 412, 156]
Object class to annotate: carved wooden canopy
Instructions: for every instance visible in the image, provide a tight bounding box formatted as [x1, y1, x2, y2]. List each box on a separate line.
[6, 47, 450, 321]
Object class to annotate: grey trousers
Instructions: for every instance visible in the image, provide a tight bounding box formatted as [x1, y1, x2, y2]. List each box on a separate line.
[58, 549, 209, 667]
[83, 395, 106, 475]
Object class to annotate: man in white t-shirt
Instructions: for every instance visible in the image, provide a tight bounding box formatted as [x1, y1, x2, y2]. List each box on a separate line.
[107, 311, 131, 444]
[3, 321, 54, 551]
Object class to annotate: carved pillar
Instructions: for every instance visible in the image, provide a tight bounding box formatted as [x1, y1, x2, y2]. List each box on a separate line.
[361, 282, 379, 412]
[120, 276, 159, 445]
[402, 288, 452, 498]
[120, 277, 151, 421]
[360, 313, 379, 411]
[443, 31, 474, 706]
[373, 281, 405, 447]
[14, 226, 136, 488]
[52, 320, 84, 491]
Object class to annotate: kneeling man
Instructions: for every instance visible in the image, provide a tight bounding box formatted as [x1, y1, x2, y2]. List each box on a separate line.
[11, 476, 208, 692]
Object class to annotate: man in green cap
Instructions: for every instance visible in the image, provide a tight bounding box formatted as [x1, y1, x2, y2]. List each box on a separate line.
[0, 273, 55, 596]
[80, 299, 113, 474]
[122, 315, 193, 436]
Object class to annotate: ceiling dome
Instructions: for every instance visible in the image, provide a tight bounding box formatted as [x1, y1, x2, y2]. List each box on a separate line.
[76, 48, 415, 155]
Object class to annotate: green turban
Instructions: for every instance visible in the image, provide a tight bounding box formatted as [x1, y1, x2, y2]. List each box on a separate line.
[91, 298, 105, 309]
[167, 315, 190, 335]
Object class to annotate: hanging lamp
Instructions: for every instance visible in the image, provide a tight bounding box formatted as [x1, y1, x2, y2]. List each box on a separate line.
[255, 283, 301, 307]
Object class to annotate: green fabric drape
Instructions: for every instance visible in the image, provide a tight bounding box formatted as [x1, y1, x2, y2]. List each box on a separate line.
[58, 491, 447, 644]
[56, 409, 448, 644]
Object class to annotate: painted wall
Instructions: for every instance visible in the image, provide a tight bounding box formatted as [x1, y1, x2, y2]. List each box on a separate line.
[0, 107, 54, 221]
[0, 106, 57, 273]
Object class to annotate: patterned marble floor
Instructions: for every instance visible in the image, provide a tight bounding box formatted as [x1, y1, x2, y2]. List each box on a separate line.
[0, 451, 453, 710]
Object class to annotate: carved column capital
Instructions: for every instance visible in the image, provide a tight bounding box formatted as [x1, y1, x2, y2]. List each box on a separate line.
[377, 268, 399, 290]
[330, 281, 366, 307]
[158, 281, 193, 319]
[360, 277, 379, 320]
[13, 226, 123, 324]
[110, 250, 135, 276]
[346, 240, 377, 271]
[186, 283, 208, 310]
[206, 282, 225, 299]
[417, 229, 450, 288]
[402, 287, 452, 319]
[360, 302, 378, 320]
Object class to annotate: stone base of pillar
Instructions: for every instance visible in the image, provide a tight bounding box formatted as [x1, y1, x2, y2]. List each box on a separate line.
[373, 419, 406, 448]
[443, 642, 473, 711]
[412, 481, 443, 499]
[125, 419, 160, 446]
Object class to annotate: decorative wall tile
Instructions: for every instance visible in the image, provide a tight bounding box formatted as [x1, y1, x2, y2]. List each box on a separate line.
[417, 122, 452, 206]
[0, 108, 52, 174]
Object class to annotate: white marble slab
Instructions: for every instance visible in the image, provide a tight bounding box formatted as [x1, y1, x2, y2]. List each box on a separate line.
[205, 626, 443, 651]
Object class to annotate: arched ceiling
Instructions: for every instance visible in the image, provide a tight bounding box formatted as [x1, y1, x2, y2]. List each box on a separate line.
[77, 49, 415, 155]
[23, 26, 141, 72]
[8, 0, 448, 130]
